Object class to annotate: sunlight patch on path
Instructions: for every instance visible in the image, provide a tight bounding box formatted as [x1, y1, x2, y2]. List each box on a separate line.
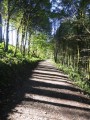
[8, 60, 90, 120]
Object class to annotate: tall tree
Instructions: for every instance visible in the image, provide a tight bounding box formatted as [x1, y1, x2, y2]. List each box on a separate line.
[0, 0, 2, 42]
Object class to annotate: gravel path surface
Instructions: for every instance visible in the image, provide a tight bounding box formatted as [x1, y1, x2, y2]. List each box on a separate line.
[2, 60, 90, 120]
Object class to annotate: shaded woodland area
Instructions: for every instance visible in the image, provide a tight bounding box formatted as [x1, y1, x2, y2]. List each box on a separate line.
[0, 0, 90, 120]
[0, 0, 90, 119]
[53, 0, 90, 93]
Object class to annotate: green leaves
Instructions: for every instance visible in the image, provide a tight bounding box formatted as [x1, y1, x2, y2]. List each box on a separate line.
[30, 32, 50, 59]
[53, 0, 90, 95]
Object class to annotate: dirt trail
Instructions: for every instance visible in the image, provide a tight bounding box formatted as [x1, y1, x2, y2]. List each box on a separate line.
[6, 60, 90, 120]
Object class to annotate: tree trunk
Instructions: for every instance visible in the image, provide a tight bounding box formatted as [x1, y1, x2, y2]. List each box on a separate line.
[14, 27, 19, 56]
[89, 58, 90, 80]
[0, 14, 2, 42]
[28, 32, 31, 56]
[21, 26, 25, 54]
[5, 0, 9, 51]
[54, 40, 59, 63]
[77, 45, 80, 71]
[0, 0, 2, 42]
[5, 17, 9, 51]
[23, 30, 27, 56]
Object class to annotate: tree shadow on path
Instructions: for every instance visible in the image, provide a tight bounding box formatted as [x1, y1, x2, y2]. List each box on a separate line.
[0, 60, 40, 120]
[0, 60, 90, 120]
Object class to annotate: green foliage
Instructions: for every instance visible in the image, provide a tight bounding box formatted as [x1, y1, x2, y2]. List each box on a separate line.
[0, 43, 42, 87]
[55, 63, 90, 95]
[2, 0, 52, 51]
[53, 0, 90, 96]
[30, 32, 52, 59]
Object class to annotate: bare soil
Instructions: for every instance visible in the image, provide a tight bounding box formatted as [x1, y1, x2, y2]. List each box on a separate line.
[1, 60, 90, 120]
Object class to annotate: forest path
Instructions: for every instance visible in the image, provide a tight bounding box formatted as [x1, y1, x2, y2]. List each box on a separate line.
[8, 60, 90, 120]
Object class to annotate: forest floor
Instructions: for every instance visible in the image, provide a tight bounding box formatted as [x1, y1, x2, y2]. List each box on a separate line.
[0, 60, 90, 120]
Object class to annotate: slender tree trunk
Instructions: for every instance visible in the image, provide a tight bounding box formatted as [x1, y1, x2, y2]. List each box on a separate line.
[28, 32, 31, 55]
[3, 20, 6, 47]
[89, 58, 90, 80]
[5, 17, 9, 51]
[54, 48, 58, 62]
[0, 14, 2, 42]
[23, 30, 27, 56]
[5, 0, 9, 51]
[54, 40, 58, 62]
[14, 27, 19, 56]
[11, 26, 14, 45]
[21, 26, 25, 54]
[77, 45, 80, 71]
[0, 0, 2, 42]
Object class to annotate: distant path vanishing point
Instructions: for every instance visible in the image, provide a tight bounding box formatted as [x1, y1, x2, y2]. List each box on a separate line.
[8, 60, 90, 120]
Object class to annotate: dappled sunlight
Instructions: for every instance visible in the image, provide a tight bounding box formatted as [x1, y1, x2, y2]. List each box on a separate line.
[33, 69, 68, 78]
[31, 76, 72, 85]
[1, 0, 90, 119]
[32, 72, 68, 80]
[1, 60, 90, 120]
[24, 94, 90, 111]
[24, 83, 90, 105]
[27, 79, 81, 96]
[0, 60, 40, 120]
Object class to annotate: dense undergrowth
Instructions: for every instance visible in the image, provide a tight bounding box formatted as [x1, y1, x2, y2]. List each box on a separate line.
[0, 43, 41, 88]
[55, 63, 90, 96]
